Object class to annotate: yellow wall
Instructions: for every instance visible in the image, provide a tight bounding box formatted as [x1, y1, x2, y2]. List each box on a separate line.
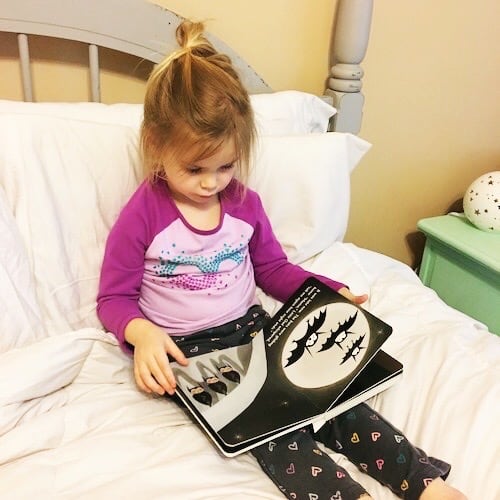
[1, 0, 498, 266]
[158, 0, 500, 267]
[155, 0, 336, 94]
[351, 0, 500, 266]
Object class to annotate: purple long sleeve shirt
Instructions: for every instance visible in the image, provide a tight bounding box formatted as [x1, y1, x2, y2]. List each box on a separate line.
[97, 179, 344, 346]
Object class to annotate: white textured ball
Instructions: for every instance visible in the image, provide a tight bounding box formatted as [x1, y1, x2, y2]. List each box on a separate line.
[463, 171, 500, 232]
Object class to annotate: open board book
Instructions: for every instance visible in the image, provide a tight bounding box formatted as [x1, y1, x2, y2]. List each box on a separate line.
[172, 278, 403, 457]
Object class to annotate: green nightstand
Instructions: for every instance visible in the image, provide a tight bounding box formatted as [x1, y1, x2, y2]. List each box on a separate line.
[417, 214, 500, 335]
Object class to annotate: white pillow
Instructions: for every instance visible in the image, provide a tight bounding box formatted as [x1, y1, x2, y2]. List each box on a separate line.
[0, 97, 362, 348]
[0, 101, 143, 336]
[0, 99, 143, 128]
[0, 90, 334, 139]
[250, 91, 336, 135]
[248, 133, 371, 263]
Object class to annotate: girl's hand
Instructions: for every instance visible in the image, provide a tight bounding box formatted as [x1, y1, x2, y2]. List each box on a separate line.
[124, 318, 188, 396]
[337, 286, 369, 305]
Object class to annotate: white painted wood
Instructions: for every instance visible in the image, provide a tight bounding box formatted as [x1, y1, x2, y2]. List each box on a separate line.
[17, 33, 33, 101]
[328, 0, 373, 133]
[0, 0, 271, 94]
[88, 44, 100, 103]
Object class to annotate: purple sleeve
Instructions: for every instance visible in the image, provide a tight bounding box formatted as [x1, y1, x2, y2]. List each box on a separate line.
[96, 183, 154, 345]
[247, 192, 346, 303]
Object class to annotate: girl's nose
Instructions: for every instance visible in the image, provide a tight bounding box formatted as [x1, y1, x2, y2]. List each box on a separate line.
[201, 174, 217, 191]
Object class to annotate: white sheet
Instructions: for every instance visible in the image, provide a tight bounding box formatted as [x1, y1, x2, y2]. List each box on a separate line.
[1, 243, 498, 500]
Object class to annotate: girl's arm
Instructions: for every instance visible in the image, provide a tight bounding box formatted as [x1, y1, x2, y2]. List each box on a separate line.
[248, 194, 367, 304]
[97, 184, 188, 394]
[96, 201, 149, 347]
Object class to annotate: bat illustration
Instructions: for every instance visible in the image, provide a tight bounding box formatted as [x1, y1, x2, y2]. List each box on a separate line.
[318, 311, 359, 352]
[284, 309, 327, 367]
[340, 334, 366, 364]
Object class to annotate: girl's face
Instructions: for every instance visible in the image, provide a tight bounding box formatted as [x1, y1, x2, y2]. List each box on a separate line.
[164, 139, 237, 208]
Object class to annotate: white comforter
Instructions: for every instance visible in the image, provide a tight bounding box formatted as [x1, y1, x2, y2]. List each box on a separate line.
[1, 243, 498, 500]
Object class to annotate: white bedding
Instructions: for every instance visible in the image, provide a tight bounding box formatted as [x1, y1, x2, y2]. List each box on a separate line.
[1, 243, 498, 499]
[0, 98, 498, 500]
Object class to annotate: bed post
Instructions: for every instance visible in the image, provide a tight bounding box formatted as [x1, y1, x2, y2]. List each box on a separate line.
[326, 0, 373, 134]
[17, 33, 34, 102]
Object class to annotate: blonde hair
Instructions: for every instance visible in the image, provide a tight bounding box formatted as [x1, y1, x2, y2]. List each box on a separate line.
[141, 20, 255, 186]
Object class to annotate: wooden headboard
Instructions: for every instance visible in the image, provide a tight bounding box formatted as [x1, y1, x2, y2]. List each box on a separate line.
[0, 0, 373, 133]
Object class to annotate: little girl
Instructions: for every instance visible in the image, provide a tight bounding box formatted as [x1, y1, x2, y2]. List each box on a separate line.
[97, 20, 466, 500]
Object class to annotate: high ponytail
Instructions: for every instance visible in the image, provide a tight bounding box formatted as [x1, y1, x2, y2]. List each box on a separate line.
[147, 21, 214, 89]
[141, 20, 255, 187]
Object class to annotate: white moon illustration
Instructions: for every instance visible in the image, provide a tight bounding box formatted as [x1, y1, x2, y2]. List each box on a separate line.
[281, 303, 370, 388]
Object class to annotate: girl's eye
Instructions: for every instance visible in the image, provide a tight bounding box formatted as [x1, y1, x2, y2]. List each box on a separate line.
[185, 163, 234, 175]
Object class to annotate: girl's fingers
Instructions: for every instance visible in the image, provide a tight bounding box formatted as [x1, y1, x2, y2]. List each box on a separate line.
[338, 287, 369, 305]
[153, 353, 178, 395]
[161, 365, 178, 395]
[165, 336, 189, 366]
[135, 358, 170, 395]
[134, 364, 152, 394]
[132, 333, 188, 396]
[353, 293, 369, 305]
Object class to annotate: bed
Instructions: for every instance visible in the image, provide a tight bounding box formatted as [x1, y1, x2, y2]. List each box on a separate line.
[0, 1, 498, 499]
